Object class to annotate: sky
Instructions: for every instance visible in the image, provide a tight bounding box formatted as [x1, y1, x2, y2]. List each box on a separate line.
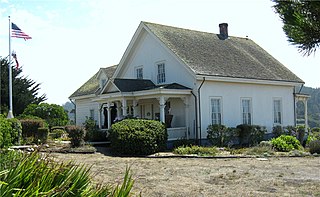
[0, 0, 319, 105]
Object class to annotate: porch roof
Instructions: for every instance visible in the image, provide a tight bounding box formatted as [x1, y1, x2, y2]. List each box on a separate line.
[113, 78, 191, 92]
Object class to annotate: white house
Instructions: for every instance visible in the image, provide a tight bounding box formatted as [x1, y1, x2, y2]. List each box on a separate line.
[69, 21, 306, 142]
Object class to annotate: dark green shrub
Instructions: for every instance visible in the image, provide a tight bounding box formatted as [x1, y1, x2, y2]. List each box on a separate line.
[306, 131, 320, 146]
[296, 125, 305, 145]
[109, 119, 167, 155]
[272, 125, 285, 138]
[37, 127, 49, 143]
[65, 125, 85, 147]
[311, 127, 320, 133]
[271, 135, 302, 152]
[19, 118, 46, 138]
[50, 129, 66, 139]
[309, 140, 320, 154]
[83, 117, 106, 142]
[7, 118, 22, 145]
[207, 124, 236, 147]
[283, 126, 297, 136]
[236, 124, 266, 147]
[0, 115, 14, 148]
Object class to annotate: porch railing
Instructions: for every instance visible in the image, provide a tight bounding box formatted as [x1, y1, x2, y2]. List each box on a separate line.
[167, 127, 187, 141]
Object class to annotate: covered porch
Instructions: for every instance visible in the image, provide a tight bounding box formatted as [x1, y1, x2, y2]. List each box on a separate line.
[93, 79, 192, 141]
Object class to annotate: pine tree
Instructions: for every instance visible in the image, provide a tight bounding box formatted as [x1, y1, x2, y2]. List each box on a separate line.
[0, 57, 46, 116]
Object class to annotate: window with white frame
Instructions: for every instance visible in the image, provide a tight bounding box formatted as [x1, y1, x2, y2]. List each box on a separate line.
[273, 99, 282, 124]
[211, 97, 222, 125]
[157, 63, 165, 84]
[241, 98, 252, 125]
[136, 67, 143, 79]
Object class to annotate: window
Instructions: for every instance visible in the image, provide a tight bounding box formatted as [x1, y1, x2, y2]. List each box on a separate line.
[136, 67, 143, 79]
[157, 63, 165, 84]
[90, 109, 94, 120]
[211, 98, 222, 125]
[273, 99, 282, 124]
[241, 98, 252, 125]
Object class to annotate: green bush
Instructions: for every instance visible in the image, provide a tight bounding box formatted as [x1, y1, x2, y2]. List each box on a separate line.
[0, 150, 134, 196]
[237, 124, 266, 147]
[173, 145, 218, 156]
[7, 118, 22, 145]
[272, 125, 285, 138]
[207, 124, 236, 147]
[308, 140, 320, 154]
[306, 131, 320, 145]
[109, 119, 167, 155]
[0, 115, 14, 148]
[65, 125, 85, 147]
[50, 128, 66, 139]
[19, 118, 46, 138]
[271, 135, 302, 152]
[37, 127, 49, 143]
[83, 117, 106, 142]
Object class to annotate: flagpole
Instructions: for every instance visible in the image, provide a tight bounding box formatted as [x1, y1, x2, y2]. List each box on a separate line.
[8, 16, 14, 119]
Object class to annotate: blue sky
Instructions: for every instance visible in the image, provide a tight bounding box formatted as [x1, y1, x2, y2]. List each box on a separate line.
[0, 0, 319, 105]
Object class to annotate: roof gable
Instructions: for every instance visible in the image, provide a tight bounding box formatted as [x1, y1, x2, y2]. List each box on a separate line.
[143, 22, 304, 83]
[69, 65, 117, 98]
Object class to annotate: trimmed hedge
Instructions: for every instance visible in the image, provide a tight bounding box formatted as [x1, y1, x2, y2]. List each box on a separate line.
[309, 140, 320, 154]
[109, 119, 168, 155]
[37, 127, 49, 143]
[20, 118, 46, 138]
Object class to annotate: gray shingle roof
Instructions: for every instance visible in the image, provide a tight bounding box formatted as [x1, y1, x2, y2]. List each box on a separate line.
[143, 22, 304, 83]
[69, 65, 117, 98]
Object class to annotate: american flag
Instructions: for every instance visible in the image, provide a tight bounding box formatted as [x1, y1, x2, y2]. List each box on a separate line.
[11, 23, 32, 40]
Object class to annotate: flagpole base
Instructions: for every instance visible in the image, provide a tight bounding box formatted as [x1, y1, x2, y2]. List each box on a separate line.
[7, 110, 14, 119]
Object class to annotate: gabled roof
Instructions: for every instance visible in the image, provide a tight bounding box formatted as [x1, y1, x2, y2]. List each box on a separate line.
[113, 78, 191, 92]
[143, 22, 304, 83]
[69, 65, 117, 98]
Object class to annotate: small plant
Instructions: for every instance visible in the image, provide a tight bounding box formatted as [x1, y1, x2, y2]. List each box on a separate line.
[207, 124, 236, 147]
[245, 146, 275, 156]
[173, 145, 218, 156]
[271, 135, 302, 152]
[65, 125, 86, 147]
[308, 140, 320, 154]
[173, 138, 195, 149]
[306, 131, 320, 146]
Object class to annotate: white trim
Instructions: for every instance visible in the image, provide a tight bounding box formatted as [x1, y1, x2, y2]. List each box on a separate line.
[69, 94, 96, 100]
[196, 75, 303, 87]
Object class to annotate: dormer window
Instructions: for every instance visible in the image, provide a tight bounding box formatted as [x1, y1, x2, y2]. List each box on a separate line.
[157, 63, 165, 84]
[136, 66, 143, 79]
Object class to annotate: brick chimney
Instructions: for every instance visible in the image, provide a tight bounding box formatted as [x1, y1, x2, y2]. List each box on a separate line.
[219, 23, 228, 40]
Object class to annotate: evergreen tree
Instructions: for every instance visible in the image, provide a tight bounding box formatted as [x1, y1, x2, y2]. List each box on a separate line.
[0, 57, 46, 116]
[273, 0, 320, 56]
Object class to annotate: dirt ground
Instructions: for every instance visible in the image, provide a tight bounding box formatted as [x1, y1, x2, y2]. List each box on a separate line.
[52, 147, 320, 197]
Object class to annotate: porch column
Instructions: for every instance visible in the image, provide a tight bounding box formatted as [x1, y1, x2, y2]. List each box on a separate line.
[182, 97, 189, 139]
[122, 98, 127, 117]
[116, 101, 121, 119]
[107, 102, 112, 129]
[159, 96, 166, 123]
[133, 100, 138, 117]
[98, 103, 102, 129]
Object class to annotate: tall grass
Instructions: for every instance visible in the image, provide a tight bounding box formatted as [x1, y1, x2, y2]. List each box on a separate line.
[0, 150, 134, 196]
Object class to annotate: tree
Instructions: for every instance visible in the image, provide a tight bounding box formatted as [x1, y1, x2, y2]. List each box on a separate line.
[273, 1, 320, 56]
[0, 57, 47, 115]
[22, 103, 69, 128]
